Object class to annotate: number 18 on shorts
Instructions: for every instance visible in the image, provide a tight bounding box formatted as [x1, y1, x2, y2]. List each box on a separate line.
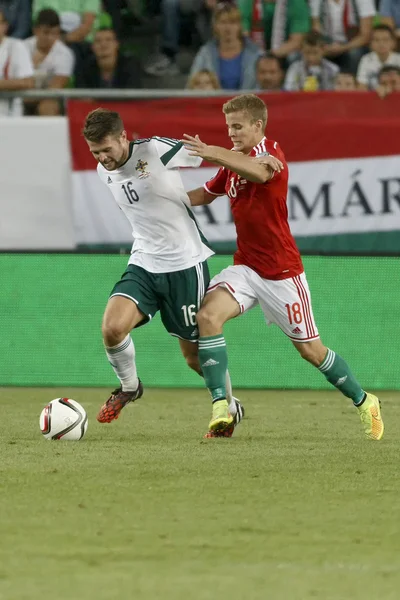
[207, 265, 319, 342]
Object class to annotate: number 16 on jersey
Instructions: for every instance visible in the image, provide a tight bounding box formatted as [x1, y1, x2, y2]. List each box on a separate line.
[122, 182, 139, 204]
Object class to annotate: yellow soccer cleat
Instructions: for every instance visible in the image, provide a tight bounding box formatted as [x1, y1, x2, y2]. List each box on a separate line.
[208, 399, 234, 434]
[357, 393, 384, 440]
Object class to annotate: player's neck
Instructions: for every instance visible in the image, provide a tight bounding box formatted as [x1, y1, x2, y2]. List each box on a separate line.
[120, 140, 130, 166]
[244, 135, 265, 155]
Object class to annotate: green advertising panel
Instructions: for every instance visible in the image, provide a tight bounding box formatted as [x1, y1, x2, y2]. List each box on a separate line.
[1, 254, 398, 389]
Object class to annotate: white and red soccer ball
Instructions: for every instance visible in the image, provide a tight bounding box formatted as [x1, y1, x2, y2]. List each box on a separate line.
[39, 398, 88, 441]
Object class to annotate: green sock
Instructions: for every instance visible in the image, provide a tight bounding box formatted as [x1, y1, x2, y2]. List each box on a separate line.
[318, 348, 365, 405]
[198, 335, 228, 402]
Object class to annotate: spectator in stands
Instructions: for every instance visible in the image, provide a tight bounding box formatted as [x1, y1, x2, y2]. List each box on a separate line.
[0, 9, 34, 116]
[24, 9, 74, 116]
[144, 0, 206, 76]
[238, 0, 310, 60]
[334, 71, 357, 89]
[0, 0, 31, 39]
[379, 0, 400, 51]
[311, 0, 375, 73]
[75, 27, 142, 89]
[376, 64, 400, 97]
[33, 0, 103, 67]
[255, 52, 284, 90]
[187, 68, 221, 89]
[356, 24, 400, 89]
[284, 31, 339, 90]
[188, 3, 262, 90]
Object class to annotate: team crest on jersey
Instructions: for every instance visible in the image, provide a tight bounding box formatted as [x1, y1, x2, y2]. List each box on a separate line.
[135, 159, 150, 179]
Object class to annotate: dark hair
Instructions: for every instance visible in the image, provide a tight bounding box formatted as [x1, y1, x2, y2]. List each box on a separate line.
[82, 108, 124, 143]
[256, 52, 284, 72]
[379, 64, 400, 78]
[372, 24, 396, 39]
[35, 9, 60, 28]
[304, 31, 325, 46]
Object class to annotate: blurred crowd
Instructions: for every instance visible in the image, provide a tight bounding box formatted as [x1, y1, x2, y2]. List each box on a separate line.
[0, 0, 399, 116]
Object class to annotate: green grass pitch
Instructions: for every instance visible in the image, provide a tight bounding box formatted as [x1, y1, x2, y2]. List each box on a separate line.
[0, 388, 399, 600]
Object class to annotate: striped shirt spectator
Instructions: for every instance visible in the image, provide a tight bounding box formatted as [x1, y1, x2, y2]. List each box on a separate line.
[311, 0, 375, 73]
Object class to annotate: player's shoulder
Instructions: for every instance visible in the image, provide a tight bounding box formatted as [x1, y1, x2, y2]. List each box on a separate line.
[150, 136, 181, 153]
[149, 136, 180, 145]
[251, 137, 284, 155]
[270, 139, 286, 161]
[260, 138, 286, 162]
[134, 136, 181, 154]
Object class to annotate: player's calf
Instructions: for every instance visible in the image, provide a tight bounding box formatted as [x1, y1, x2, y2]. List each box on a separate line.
[293, 339, 327, 367]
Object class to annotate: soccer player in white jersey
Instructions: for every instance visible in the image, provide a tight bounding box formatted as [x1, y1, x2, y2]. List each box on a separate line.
[82, 108, 247, 426]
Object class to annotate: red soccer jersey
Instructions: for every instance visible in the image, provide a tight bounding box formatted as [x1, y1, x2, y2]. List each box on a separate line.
[204, 137, 303, 280]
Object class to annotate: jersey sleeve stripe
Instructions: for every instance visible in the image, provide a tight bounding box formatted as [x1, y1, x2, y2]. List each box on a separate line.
[160, 136, 180, 144]
[154, 136, 177, 148]
[160, 141, 183, 165]
[204, 183, 225, 196]
[153, 137, 175, 148]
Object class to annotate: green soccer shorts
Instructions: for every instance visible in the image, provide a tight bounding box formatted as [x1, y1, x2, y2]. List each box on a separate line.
[110, 261, 210, 341]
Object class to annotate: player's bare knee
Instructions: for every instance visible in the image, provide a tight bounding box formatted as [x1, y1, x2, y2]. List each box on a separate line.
[196, 306, 223, 335]
[102, 319, 129, 347]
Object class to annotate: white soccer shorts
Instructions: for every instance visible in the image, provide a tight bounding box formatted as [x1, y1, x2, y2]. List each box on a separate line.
[207, 265, 319, 342]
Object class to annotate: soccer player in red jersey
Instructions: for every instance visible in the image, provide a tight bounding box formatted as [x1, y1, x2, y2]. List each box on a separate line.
[183, 94, 383, 441]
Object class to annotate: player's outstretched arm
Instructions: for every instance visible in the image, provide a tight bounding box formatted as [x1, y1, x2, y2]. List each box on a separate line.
[182, 134, 279, 184]
[187, 187, 215, 206]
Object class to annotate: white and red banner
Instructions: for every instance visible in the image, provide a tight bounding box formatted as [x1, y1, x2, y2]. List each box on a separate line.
[68, 93, 400, 251]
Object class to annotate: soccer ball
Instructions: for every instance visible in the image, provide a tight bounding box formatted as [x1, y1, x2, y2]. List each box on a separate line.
[39, 398, 88, 441]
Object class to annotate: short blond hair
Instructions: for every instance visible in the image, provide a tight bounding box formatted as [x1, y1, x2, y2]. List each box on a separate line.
[186, 70, 221, 90]
[223, 94, 268, 129]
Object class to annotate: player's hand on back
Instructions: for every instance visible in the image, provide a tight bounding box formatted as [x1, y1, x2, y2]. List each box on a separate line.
[182, 134, 216, 162]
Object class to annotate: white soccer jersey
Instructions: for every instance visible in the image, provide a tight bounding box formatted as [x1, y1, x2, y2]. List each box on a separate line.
[97, 136, 214, 273]
[24, 37, 75, 88]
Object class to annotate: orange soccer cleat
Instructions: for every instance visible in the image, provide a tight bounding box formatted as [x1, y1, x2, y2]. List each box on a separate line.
[97, 381, 144, 423]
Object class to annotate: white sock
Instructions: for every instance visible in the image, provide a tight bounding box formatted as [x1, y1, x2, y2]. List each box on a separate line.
[105, 335, 139, 392]
[226, 370, 237, 416]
